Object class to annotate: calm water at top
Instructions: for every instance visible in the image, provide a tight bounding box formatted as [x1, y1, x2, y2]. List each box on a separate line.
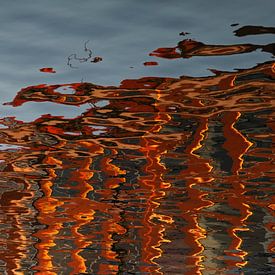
[0, 1, 274, 274]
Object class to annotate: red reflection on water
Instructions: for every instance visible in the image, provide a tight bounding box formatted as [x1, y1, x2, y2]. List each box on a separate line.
[222, 112, 253, 175]
[138, 93, 174, 275]
[143, 61, 159, 66]
[177, 117, 214, 275]
[40, 68, 56, 73]
[150, 39, 274, 59]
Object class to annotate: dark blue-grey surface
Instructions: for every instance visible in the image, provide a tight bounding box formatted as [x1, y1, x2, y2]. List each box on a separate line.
[0, 0, 274, 120]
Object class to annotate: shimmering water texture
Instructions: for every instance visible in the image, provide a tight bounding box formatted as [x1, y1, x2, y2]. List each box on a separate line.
[0, 27, 275, 275]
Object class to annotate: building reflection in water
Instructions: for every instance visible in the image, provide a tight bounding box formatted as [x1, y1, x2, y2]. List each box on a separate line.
[0, 34, 274, 274]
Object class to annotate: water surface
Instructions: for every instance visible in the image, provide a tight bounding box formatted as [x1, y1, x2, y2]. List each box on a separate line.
[0, 1, 274, 274]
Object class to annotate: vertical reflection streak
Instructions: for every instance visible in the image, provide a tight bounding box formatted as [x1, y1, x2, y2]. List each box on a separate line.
[67, 155, 94, 275]
[98, 148, 126, 275]
[8, 180, 36, 275]
[139, 89, 173, 274]
[222, 111, 254, 269]
[222, 112, 253, 175]
[33, 155, 63, 275]
[178, 117, 214, 275]
[265, 117, 275, 259]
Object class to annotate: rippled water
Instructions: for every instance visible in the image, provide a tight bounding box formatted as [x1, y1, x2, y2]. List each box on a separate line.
[0, 1, 274, 275]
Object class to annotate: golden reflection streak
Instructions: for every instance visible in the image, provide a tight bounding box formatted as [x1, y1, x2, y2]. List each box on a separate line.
[222, 111, 254, 269]
[67, 155, 94, 275]
[227, 193, 253, 265]
[222, 112, 253, 174]
[139, 89, 173, 275]
[33, 155, 64, 275]
[34, 215, 63, 275]
[98, 149, 126, 275]
[140, 137, 171, 275]
[179, 117, 215, 275]
[189, 119, 209, 157]
[226, 201, 253, 268]
[63, 143, 123, 274]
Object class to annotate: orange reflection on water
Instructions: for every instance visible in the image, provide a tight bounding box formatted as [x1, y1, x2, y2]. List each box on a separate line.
[3, 183, 37, 275]
[33, 155, 64, 275]
[177, 117, 214, 275]
[222, 112, 253, 174]
[218, 111, 254, 269]
[149, 38, 274, 59]
[138, 92, 174, 275]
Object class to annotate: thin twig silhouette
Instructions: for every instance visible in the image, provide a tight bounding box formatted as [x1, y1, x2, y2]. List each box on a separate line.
[67, 40, 102, 69]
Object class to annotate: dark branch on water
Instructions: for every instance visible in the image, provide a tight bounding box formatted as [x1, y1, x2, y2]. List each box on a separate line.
[67, 40, 102, 69]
